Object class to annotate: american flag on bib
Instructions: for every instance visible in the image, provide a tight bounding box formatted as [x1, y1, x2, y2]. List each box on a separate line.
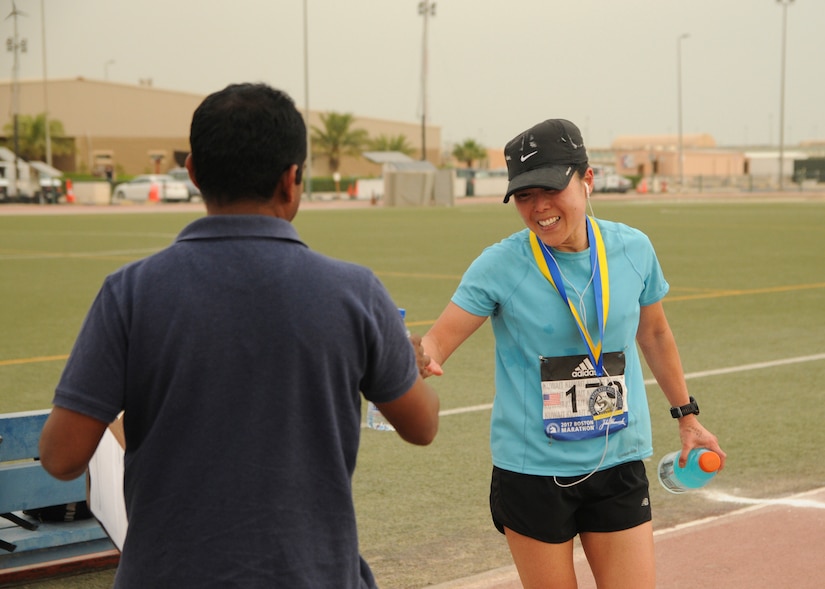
[543, 392, 561, 407]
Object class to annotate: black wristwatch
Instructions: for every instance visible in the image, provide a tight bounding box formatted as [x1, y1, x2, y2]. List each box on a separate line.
[670, 396, 699, 419]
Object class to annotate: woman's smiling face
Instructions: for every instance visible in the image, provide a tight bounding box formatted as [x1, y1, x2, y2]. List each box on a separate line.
[511, 169, 593, 252]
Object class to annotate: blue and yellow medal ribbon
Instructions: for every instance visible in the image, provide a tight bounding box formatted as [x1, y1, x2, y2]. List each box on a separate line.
[530, 216, 610, 375]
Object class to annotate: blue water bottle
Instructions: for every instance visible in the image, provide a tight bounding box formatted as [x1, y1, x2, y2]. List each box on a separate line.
[657, 448, 721, 494]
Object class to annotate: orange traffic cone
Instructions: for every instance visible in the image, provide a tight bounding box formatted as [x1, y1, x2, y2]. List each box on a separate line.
[637, 179, 648, 194]
[148, 183, 160, 203]
[347, 182, 357, 199]
[65, 178, 75, 203]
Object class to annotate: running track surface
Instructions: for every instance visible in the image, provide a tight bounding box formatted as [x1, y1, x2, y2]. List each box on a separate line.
[429, 487, 825, 588]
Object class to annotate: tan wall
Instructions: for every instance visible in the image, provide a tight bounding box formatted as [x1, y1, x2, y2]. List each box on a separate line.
[0, 78, 440, 177]
[0, 78, 200, 137]
[77, 137, 193, 177]
[614, 149, 745, 177]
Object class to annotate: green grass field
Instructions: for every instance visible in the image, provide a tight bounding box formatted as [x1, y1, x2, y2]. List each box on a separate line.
[2, 198, 825, 588]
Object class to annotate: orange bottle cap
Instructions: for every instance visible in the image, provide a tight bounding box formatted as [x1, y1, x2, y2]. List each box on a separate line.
[698, 451, 721, 473]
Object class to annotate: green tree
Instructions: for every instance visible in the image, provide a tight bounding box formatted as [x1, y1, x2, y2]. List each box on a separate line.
[367, 133, 415, 156]
[2, 113, 72, 161]
[452, 139, 487, 168]
[310, 112, 368, 174]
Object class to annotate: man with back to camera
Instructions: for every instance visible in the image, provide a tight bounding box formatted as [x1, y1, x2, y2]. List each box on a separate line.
[38, 82, 440, 588]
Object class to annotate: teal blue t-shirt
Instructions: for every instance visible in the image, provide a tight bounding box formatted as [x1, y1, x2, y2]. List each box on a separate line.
[452, 219, 669, 476]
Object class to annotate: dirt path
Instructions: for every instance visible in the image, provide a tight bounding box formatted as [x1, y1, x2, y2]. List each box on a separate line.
[431, 487, 825, 588]
[2, 188, 825, 218]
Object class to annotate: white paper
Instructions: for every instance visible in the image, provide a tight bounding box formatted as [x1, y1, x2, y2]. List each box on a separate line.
[88, 426, 128, 551]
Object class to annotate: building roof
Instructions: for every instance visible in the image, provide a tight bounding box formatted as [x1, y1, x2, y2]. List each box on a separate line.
[29, 161, 64, 177]
[362, 151, 416, 163]
[363, 151, 436, 171]
[611, 133, 716, 150]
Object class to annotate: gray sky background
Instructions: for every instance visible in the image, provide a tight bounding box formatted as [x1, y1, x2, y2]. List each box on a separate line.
[4, 0, 824, 152]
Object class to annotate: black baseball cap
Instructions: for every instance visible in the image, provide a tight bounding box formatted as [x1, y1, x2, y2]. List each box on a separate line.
[503, 119, 589, 203]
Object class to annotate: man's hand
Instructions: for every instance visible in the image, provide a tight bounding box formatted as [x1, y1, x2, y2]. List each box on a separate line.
[409, 333, 443, 377]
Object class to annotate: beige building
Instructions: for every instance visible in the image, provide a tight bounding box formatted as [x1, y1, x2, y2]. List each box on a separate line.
[611, 134, 745, 179]
[0, 78, 440, 179]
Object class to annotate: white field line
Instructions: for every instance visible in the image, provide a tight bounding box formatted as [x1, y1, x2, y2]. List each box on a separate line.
[653, 487, 825, 541]
[434, 353, 825, 517]
[700, 489, 825, 510]
[436, 352, 825, 418]
[0, 248, 161, 261]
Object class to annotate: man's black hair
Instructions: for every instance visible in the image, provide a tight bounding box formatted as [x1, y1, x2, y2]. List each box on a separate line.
[189, 83, 307, 204]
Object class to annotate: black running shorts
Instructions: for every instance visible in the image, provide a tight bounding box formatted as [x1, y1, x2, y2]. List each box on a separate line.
[490, 460, 652, 543]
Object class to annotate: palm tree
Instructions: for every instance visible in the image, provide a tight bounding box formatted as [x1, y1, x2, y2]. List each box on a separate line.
[367, 133, 415, 156]
[452, 139, 487, 169]
[2, 113, 72, 161]
[310, 112, 369, 174]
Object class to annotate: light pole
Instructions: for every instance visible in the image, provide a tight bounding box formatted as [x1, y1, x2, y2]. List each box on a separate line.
[777, 0, 794, 191]
[6, 1, 27, 199]
[41, 0, 51, 167]
[677, 33, 689, 192]
[418, 1, 435, 162]
[303, 0, 312, 200]
[104, 59, 115, 80]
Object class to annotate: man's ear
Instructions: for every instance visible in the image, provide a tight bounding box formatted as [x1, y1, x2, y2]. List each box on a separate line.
[278, 165, 300, 202]
[184, 154, 201, 189]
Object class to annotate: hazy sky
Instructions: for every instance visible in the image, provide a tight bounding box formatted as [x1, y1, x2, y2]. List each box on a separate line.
[4, 0, 824, 151]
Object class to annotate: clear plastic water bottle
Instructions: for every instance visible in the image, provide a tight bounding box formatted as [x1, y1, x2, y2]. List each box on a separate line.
[657, 448, 721, 494]
[365, 401, 395, 431]
[366, 309, 408, 432]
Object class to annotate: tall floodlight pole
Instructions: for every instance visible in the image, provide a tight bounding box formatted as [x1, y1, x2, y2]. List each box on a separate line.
[677, 34, 689, 192]
[40, 0, 51, 166]
[6, 1, 27, 199]
[777, 0, 794, 191]
[303, 0, 312, 200]
[418, 1, 435, 162]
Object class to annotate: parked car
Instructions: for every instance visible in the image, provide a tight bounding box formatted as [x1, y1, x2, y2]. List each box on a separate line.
[592, 165, 631, 193]
[167, 167, 201, 200]
[39, 177, 63, 204]
[112, 174, 190, 203]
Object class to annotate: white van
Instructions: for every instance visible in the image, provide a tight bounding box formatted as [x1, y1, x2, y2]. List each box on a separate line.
[592, 165, 631, 193]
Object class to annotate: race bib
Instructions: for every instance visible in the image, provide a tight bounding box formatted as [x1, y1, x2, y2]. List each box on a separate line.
[540, 352, 628, 441]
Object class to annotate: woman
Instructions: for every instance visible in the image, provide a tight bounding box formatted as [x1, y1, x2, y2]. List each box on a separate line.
[422, 119, 725, 589]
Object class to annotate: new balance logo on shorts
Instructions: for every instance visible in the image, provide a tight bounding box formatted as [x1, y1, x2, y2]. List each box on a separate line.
[571, 357, 598, 378]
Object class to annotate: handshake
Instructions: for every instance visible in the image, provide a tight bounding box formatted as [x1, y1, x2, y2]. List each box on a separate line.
[409, 333, 443, 378]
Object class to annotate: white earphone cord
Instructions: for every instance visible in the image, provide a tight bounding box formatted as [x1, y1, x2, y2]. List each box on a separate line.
[553, 363, 615, 488]
[538, 190, 612, 488]
[552, 190, 615, 487]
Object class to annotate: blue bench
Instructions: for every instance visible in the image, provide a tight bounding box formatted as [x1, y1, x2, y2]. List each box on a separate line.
[0, 410, 118, 585]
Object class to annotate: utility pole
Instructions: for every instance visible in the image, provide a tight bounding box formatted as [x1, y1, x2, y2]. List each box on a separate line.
[777, 0, 794, 191]
[418, 1, 435, 162]
[677, 34, 689, 192]
[40, 0, 50, 166]
[303, 0, 312, 200]
[6, 1, 27, 199]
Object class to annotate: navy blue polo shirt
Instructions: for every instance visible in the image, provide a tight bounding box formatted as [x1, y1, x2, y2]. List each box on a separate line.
[54, 214, 417, 588]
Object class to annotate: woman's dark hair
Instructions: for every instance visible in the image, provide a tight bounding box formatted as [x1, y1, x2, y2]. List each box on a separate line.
[574, 162, 590, 178]
[189, 83, 307, 204]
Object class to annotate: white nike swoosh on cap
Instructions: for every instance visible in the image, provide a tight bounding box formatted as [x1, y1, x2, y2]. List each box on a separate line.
[520, 151, 538, 162]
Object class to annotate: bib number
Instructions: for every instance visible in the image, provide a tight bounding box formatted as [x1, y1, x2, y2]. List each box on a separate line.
[540, 352, 628, 441]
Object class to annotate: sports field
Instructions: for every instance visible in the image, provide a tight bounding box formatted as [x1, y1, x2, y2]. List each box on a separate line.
[2, 196, 824, 588]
